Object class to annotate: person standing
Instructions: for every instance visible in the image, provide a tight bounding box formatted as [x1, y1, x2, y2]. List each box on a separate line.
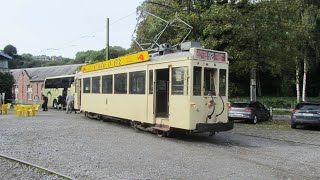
[66, 91, 74, 114]
[42, 94, 48, 111]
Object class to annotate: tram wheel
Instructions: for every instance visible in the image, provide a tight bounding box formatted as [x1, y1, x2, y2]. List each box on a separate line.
[157, 131, 169, 137]
[131, 121, 141, 132]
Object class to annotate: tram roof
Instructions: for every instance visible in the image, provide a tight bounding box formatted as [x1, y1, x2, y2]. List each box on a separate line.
[149, 51, 192, 61]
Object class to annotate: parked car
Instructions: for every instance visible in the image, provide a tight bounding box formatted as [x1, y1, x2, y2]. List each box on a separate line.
[228, 101, 271, 124]
[291, 102, 320, 129]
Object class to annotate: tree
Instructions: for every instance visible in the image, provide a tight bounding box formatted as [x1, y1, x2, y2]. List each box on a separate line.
[3, 44, 17, 56]
[75, 46, 127, 64]
[0, 72, 15, 101]
[133, 0, 320, 98]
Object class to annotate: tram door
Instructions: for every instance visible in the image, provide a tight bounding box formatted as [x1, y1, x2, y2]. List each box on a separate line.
[74, 78, 81, 110]
[155, 69, 169, 117]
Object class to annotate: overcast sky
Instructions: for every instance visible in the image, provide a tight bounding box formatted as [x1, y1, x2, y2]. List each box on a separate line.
[0, 0, 142, 58]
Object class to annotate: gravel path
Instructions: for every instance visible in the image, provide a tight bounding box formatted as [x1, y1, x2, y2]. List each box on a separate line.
[0, 156, 65, 180]
[0, 110, 319, 179]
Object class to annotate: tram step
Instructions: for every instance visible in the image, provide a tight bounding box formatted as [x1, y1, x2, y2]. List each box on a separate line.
[152, 125, 170, 132]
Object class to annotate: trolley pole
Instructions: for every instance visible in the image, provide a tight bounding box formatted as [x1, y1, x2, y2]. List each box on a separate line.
[106, 18, 110, 60]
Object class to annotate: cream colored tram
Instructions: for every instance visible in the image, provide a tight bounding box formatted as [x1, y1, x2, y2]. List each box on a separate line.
[74, 47, 233, 135]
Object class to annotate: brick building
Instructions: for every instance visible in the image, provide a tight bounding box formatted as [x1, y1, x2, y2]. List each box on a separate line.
[10, 64, 83, 104]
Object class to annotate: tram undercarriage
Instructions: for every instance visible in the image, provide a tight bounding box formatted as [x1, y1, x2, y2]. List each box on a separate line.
[84, 111, 233, 137]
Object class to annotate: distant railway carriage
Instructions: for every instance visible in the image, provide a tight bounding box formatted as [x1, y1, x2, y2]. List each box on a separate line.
[74, 45, 233, 135]
[44, 74, 75, 109]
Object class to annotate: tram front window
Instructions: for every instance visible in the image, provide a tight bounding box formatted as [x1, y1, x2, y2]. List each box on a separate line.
[193, 67, 201, 96]
[204, 68, 217, 96]
[219, 69, 227, 96]
[172, 67, 188, 95]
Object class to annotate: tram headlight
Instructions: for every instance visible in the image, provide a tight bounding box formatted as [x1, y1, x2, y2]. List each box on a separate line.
[208, 100, 214, 108]
[190, 103, 196, 108]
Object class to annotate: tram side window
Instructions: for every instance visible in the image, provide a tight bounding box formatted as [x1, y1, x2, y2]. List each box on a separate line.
[193, 67, 202, 96]
[114, 73, 127, 94]
[130, 71, 146, 94]
[102, 75, 113, 94]
[92, 76, 101, 94]
[172, 67, 188, 95]
[219, 69, 227, 96]
[204, 68, 217, 96]
[83, 78, 91, 93]
[149, 70, 153, 94]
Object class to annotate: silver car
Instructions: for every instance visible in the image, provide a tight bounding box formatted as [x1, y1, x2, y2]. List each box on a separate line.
[228, 101, 271, 124]
[291, 102, 320, 129]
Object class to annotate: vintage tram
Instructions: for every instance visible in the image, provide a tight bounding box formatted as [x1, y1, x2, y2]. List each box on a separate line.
[74, 43, 233, 135]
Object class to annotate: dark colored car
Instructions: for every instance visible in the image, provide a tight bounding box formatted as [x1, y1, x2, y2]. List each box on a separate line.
[291, 102, 320, 129]
[228, 101, 271, 124]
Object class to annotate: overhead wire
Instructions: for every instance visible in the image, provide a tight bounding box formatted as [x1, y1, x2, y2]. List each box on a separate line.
[39, 11, 137, 54]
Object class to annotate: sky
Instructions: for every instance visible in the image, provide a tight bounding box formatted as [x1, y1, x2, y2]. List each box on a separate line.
[0, 0, 143, 58]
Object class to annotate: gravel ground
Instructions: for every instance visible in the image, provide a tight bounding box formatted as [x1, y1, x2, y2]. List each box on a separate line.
[0, 110, 320, 179]
[0, 156, 64, 180]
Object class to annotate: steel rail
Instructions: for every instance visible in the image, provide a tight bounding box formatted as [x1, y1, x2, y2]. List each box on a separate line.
[0, 153, 74, 180]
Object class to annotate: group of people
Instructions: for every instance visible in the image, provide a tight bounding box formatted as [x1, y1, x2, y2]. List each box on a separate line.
[41, 91, 74, 113]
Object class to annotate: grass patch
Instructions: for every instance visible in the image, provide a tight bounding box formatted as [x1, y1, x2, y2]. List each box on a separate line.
[235, 120, 291, 130]
[272, 110, 292, 116]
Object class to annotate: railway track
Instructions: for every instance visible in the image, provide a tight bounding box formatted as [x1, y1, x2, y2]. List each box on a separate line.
[0, 153, 74, 180]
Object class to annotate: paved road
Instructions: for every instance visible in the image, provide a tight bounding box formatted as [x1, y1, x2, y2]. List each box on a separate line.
[0, 110, 319, 179]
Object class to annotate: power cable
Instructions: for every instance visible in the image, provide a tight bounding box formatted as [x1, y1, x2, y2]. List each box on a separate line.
[39, 11, 137, 54]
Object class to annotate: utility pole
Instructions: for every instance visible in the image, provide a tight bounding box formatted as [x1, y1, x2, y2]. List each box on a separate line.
[250, 68, 256, 102]
[106, 18, 110, 60]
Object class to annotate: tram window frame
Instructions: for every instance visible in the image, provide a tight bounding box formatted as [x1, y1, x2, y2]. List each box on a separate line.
[193, 66, 202, 96]
[149, 70, 153, 94]
[92, 76, 101, 94]
[102, 75, 113, 94]
[129, 71, 146, 94]
[172, 67, 189, 95]
[204, 68, 217, 96]
[83, 77, 91, 93]
[219, 69, 227, 96]
[114, 73, 127, 94]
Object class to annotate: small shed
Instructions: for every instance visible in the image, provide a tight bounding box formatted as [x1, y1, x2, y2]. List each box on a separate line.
[0, 52, 12, 73]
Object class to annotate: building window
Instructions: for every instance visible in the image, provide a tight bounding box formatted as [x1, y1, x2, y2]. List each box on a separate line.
[102, 75, 113, 94]
[92, 76, 101, 94]
[27, 85, 32, 100]
[15, 85, 19, 100]
[130, 71, 145, 94]
[114, 73, 127, 94]
[83, 78, 91, 93]
[41, 84, 44, 95]
[172, 67, 188, 95]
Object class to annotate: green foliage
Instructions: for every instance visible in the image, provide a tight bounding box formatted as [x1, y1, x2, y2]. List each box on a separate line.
[7, 46, 127, 69]
[3, 44, 17, 56]
[135, 0, 320, 97]
[75, 46, 127, 64]
[0, 72, 15, 99]
[230, 96, 320, 108]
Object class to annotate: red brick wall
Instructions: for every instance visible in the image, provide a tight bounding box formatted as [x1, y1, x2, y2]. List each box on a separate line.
[14, 70, 44, 104]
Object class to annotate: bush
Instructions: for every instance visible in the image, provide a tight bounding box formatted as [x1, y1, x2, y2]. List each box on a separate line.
[229, 96, 320, 109]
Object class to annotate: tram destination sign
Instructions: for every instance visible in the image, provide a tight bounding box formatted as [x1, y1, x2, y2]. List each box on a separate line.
[81, 51, 149, 73]
[195, 49, 226, 62]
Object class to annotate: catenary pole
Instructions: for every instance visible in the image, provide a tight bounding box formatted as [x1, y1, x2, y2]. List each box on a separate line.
[106, 18, 110, 60]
